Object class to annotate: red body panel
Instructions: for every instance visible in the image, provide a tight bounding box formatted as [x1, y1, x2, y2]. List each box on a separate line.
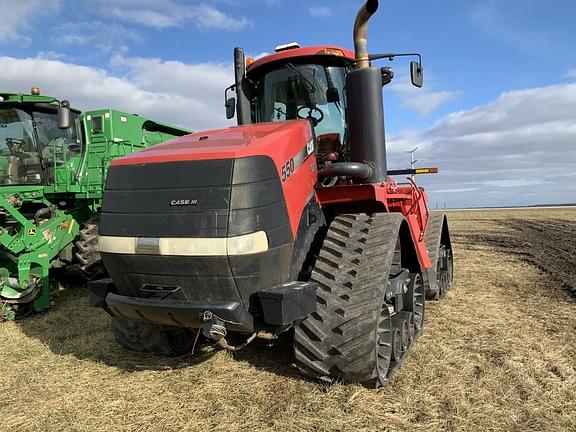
[113, 120, 432, 271]
[112, 121, 317, 238]
[315, 181, 433, 270]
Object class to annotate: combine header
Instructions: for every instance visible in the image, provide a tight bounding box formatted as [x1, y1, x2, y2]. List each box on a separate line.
[91, 0, 453, 386]
[0, 89, 190, 319]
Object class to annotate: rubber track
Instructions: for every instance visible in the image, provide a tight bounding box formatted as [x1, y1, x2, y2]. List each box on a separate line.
[74, 215, 105, 279]
[294, 213, 405, 386]
[423, 212, 445, 300]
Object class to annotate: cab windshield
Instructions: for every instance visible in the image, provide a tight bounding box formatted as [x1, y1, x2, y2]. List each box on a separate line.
[254, 63, 347, 142]
[0, 107, 80, 185]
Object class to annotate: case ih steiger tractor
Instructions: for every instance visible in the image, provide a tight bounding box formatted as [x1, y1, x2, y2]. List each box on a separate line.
[0, 89, 190, 320]
[90, 0, 453, 386]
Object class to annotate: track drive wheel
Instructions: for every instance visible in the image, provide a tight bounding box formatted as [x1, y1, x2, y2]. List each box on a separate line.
[293, 213, 419, 387]
[111, 317, 197, 357]
[74, 215, 105, 280]
[424, 213, 454, 300]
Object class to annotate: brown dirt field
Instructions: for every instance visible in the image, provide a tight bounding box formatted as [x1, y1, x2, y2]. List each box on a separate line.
[0, 208, 575, 432]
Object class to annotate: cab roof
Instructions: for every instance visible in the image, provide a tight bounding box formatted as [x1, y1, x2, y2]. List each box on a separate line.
[0, 92, 81, 113]
[0, 92, 58, 104]
[247, 45, 355, 75]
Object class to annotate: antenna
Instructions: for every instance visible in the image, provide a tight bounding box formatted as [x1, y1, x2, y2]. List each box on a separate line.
[405, 147, 418, 179]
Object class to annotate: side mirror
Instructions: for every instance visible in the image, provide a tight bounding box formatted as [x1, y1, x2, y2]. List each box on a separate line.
[57, 100, 71, 129]
[380, 67, 394, 86]
[225, 97, 236, 120]
[410, 61, 423, 88]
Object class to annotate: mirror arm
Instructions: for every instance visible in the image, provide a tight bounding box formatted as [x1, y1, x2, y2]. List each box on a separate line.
[367, 52, 422, 65]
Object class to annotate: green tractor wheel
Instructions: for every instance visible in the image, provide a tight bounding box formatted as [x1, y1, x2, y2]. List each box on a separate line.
[74, 216, 106, 281]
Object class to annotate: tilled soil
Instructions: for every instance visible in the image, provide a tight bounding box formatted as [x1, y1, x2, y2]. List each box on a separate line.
[457, 209, 576, 296]
[0, 208, 574, 432]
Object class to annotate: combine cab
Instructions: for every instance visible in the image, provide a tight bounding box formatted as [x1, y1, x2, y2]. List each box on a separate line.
[91, 0, 453, 386]
[0, 90, 191, 319]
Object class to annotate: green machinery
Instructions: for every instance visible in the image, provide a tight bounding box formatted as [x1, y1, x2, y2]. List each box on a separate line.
[0, 89, 191, 319]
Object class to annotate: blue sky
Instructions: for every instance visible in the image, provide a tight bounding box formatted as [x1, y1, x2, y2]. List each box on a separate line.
[1, 0, 575, 207]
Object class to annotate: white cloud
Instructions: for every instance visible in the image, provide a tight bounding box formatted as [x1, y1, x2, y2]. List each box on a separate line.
[385, 129, 430, 154]
[388, 82, 576, 207]
[111, 54, 234, 114]
[0, 55, 234, 131]
[309, 6, 332, 17]
[92, 0, 251, 31]
[36, 51, 72, 62]
[389, 71, 458, 116]
[399, 90, 458, 117]
[52, 21, 142, 55]
[567, 69, 576, 80]
[0, 0, 61, 43]
[193, 3, 251, 31]
[431, 85, 576, 138]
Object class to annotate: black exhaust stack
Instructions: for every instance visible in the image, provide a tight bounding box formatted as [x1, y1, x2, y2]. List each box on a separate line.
[346, 0, 387, 183]
[234, 47, 252, 126]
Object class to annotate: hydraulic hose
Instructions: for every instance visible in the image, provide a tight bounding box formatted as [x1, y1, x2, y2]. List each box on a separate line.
[216, 333, 258, 351]
[33, 207, 53, 225]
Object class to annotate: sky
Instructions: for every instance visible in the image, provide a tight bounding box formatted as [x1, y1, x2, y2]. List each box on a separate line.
[0, 0, 575, 208]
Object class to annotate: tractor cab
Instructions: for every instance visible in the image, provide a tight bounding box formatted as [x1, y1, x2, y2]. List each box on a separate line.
[227, 46, 356, 164]
[227, 44, 423, 176]
[0, 91, 81, 185]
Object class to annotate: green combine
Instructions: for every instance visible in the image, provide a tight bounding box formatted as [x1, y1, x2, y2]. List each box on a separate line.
[0, 88, 191, 319]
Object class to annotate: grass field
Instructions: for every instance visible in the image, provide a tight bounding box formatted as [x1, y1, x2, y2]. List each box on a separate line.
[1, 208, 575, 431]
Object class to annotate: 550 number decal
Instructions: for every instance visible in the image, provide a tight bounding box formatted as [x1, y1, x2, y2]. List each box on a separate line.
[281, 158, 295, 182]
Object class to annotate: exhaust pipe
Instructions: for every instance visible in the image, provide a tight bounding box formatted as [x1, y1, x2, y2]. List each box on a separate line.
[345, 0, 387, 183]
[353, 0, 379, 69]
[320, 161, 372, 180]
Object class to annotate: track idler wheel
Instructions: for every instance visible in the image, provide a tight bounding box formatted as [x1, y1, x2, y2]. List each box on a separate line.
[390, 316, 409, 361]
[436, 245, 454, 299]
[391, 327, 402, 362]
[404, 273, 425, 335]
[377, 305, 393, 379]
[423, 213, 454, 300]
[395, 311, 415, 343]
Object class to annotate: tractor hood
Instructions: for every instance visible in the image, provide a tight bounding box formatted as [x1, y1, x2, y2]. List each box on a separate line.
[100, 122, 319, 315]
[111, 120, 314, 167]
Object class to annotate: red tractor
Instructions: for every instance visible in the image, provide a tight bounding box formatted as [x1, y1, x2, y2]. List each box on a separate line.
[90, 0, 453, 387]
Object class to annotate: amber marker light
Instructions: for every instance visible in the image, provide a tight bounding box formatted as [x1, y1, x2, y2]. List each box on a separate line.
[415, 167, 439, 174]
[31, 87, 41, 95]
[321, 48, 345, 57]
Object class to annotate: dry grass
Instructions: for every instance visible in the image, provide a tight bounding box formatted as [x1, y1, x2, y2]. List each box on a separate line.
[1, 208, 575, 431]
